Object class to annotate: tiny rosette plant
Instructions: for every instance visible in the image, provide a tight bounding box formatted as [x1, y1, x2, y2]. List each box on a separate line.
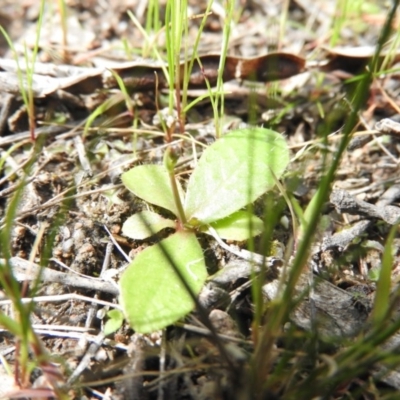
[119, 127, 289, 333]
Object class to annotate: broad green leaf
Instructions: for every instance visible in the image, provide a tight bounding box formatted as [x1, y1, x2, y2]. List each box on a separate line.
[122, 211, 176, 240]
[121, 165, 185, 217]
[119, 231, 207, 333]
[104, 309, 124, 336]
[184, 128, 290, 224]
[206, 211, 264, 240]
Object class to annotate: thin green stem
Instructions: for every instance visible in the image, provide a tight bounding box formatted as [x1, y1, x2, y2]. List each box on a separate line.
[169, 173, 187, 225]
[215, 0, 234, 138]
[164, 147, 187, 224]
[57, 0, 69, 62]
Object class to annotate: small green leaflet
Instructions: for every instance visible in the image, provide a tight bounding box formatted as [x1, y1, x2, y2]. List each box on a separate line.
[207, 210, 264, 240]
[184, 128, 290, 224]
[119, 231, 207, 333]
[103, 309, 124, 336]
[122, 210, 176, 240]
[121, 165, 185, 217]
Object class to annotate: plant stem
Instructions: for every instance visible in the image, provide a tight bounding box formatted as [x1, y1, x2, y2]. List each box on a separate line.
[169, 172, 187, 225]
[57, 0, 69, 63]
[215, 0, 234, 138]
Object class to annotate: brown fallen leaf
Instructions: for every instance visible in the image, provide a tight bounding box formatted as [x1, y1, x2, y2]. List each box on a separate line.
[108, 52, 306, 90]
[320, 45, 400, 75]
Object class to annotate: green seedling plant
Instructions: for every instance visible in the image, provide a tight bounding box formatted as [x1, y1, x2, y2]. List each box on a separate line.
[119, 127, 290, 333]
[0, 0, 45, 141]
